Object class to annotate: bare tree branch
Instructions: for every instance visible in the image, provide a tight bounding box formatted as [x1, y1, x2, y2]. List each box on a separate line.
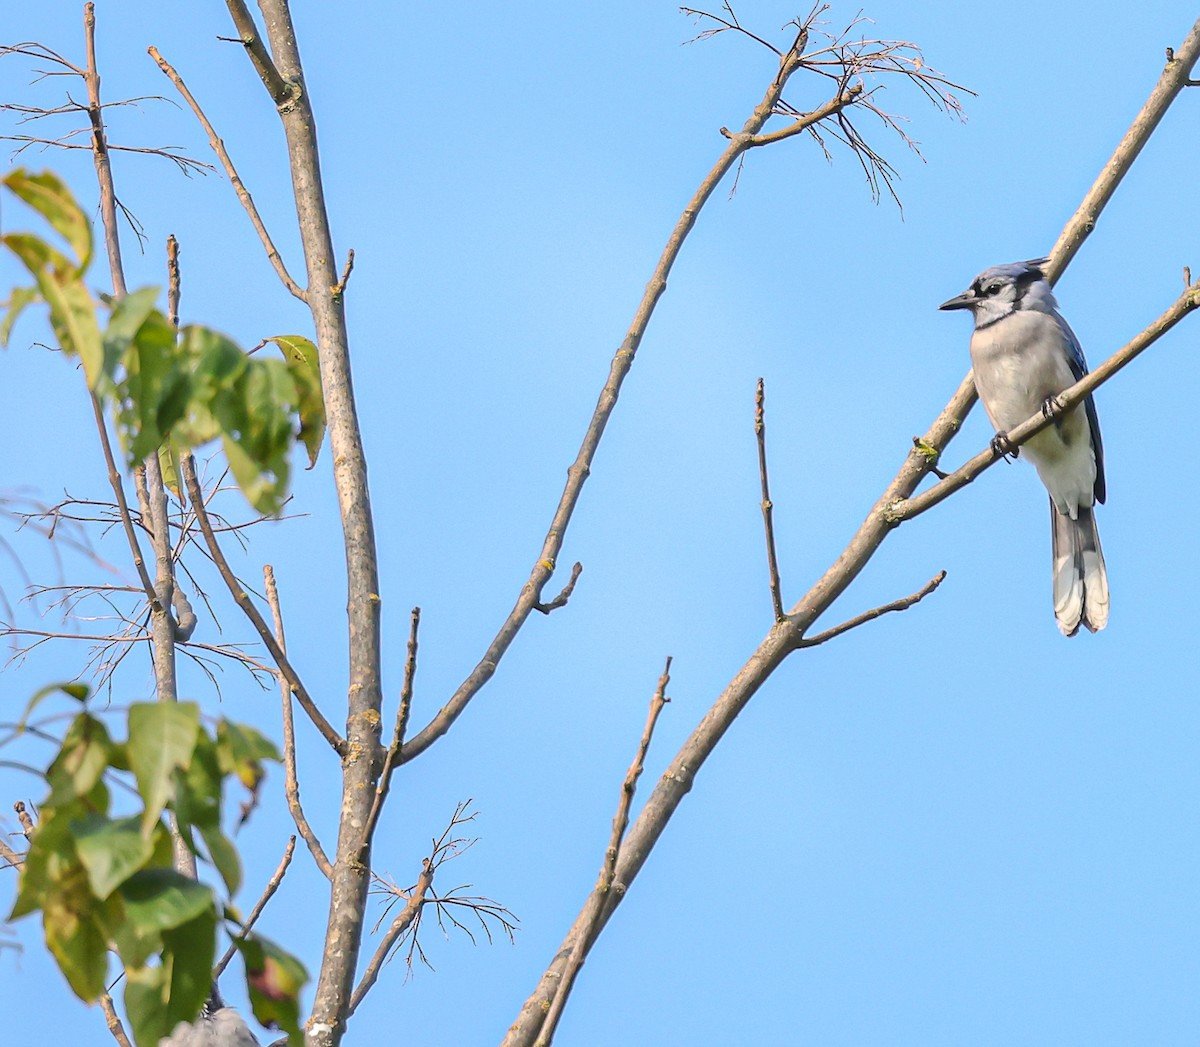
[98, 991, 133, 1047]
[796, 570, 947, 648]
[399, 12, 864, 764]
[361, 607, 420, 850]
[222, 0, 292, 106]
[265, 566, 332, 878]
[147, 46, 306, 301]
[534, 562, 583, 615]
[755, 379, 785, 622]
[533, 658, 671, 1047]
[181, 457, 344, 756]
[226, 3, 385, 1037]
[214, 835, 296, 976]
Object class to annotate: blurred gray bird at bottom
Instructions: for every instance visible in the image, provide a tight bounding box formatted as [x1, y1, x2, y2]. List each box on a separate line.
[940, 258, 1109, 636]
[158, 986, 261, 1047]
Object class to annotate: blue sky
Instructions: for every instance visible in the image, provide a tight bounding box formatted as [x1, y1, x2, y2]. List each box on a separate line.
[2, 3, 1199, 1045]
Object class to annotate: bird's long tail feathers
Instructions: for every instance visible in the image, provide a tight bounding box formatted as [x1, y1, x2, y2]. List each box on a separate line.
[1050, 500, 1109, 636]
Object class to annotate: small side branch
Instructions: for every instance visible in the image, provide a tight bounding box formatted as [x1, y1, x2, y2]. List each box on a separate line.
[744, 83, 864, 147]
[361, 607, 421, 849]
[221, 0, 292, 106]
[755, 379, 784, 622]
[148, 47, 306, 302]
[265, 566, 331, 877]
[214, 835, 296, 976]
[332, 249, 355, 299]
[533, 658, 672, 1047]
[98, 992, 133, 1047]
[534, 562, 583, 615]
[348, 859, 434, 1016]
[181, 458, 345, 756]
[796, 571, 946, 648]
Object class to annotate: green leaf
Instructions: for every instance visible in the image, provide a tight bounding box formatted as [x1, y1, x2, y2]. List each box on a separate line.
[45, 712, 111, 806]
[103, 285, 161, 392]
[1, 285, 38, 347]
[217, 719, 281, 789]
[158, 441, 184, 502]
[127, 702, 200, 837]
[267, 334, 325, 468]
[222, 431, 288, 515]
[124, 963, 171, 1047]
[237, 933, 308, 1044]
[198, 823, 241, 897]
[44, 884, 110, 1002]
[72, 813, 155, 899]
[2, 230, 75, 275]
[174, 734, 241, 895]
[119, 868, 216, 937]
[3, 231, 103, 385]
[10, 801, 78, 920]
[162, 907, 218, 1030]
[3, 168, 92, 272]
[14, 679, 90, 734]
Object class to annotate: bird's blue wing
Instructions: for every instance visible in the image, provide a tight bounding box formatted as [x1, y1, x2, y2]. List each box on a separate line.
[1053, 310, 1106, 504]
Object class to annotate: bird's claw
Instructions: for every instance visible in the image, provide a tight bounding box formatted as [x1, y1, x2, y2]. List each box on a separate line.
[990, 431, 1017, 461]
[1041, 394, 1064, 420]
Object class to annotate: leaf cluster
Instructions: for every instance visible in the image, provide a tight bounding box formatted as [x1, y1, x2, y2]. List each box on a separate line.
[0, 169, 324, 513]
[8, 684, 306, 1046]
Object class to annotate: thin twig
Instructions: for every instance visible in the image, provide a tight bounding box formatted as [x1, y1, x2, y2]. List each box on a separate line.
[534, 562, 583, 615]
[214, 836, 297, 976]
[534, 658, 672, 1047]
[0, 834, 24, 868]
[401, 19, 825, 764]
[755, 379, 785, 622]
[265, 565, 331, 877]
[796, 571, 946, 648]
[347, 858, 434, 1016]
[333, 249, 354, 299]
[362, 608, 420, 849]
[222, 0, 292, 105]
[182, 458, 345, 755]
[147, 47, 306, 301]
[98, 992, 134, 1047]
[166, 234, 181, 329]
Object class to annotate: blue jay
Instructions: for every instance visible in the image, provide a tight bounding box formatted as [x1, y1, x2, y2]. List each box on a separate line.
[939, 258, 1108, 636]
[158, 985, 261, 1047]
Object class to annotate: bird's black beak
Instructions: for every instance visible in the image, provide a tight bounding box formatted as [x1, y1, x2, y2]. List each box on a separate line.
[938, 290, 976, 311]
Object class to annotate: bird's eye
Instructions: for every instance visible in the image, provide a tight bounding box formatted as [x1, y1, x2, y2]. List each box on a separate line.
[985, 283, 1002, 296]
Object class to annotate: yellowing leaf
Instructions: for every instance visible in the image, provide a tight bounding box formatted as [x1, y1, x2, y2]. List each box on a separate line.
[3, 168, 92, 273]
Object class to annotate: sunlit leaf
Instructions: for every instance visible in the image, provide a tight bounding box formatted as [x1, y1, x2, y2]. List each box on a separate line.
[267, 334, 324, 467]
[45, 712, 111, 806]
[1, 285, 38, 347]
[127, 702, 200, 837]
[14, 679, 90, 734]
[44, 887, 109, 1002]
[3, 168, 92, 272]
[73, 813, 155, 900]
